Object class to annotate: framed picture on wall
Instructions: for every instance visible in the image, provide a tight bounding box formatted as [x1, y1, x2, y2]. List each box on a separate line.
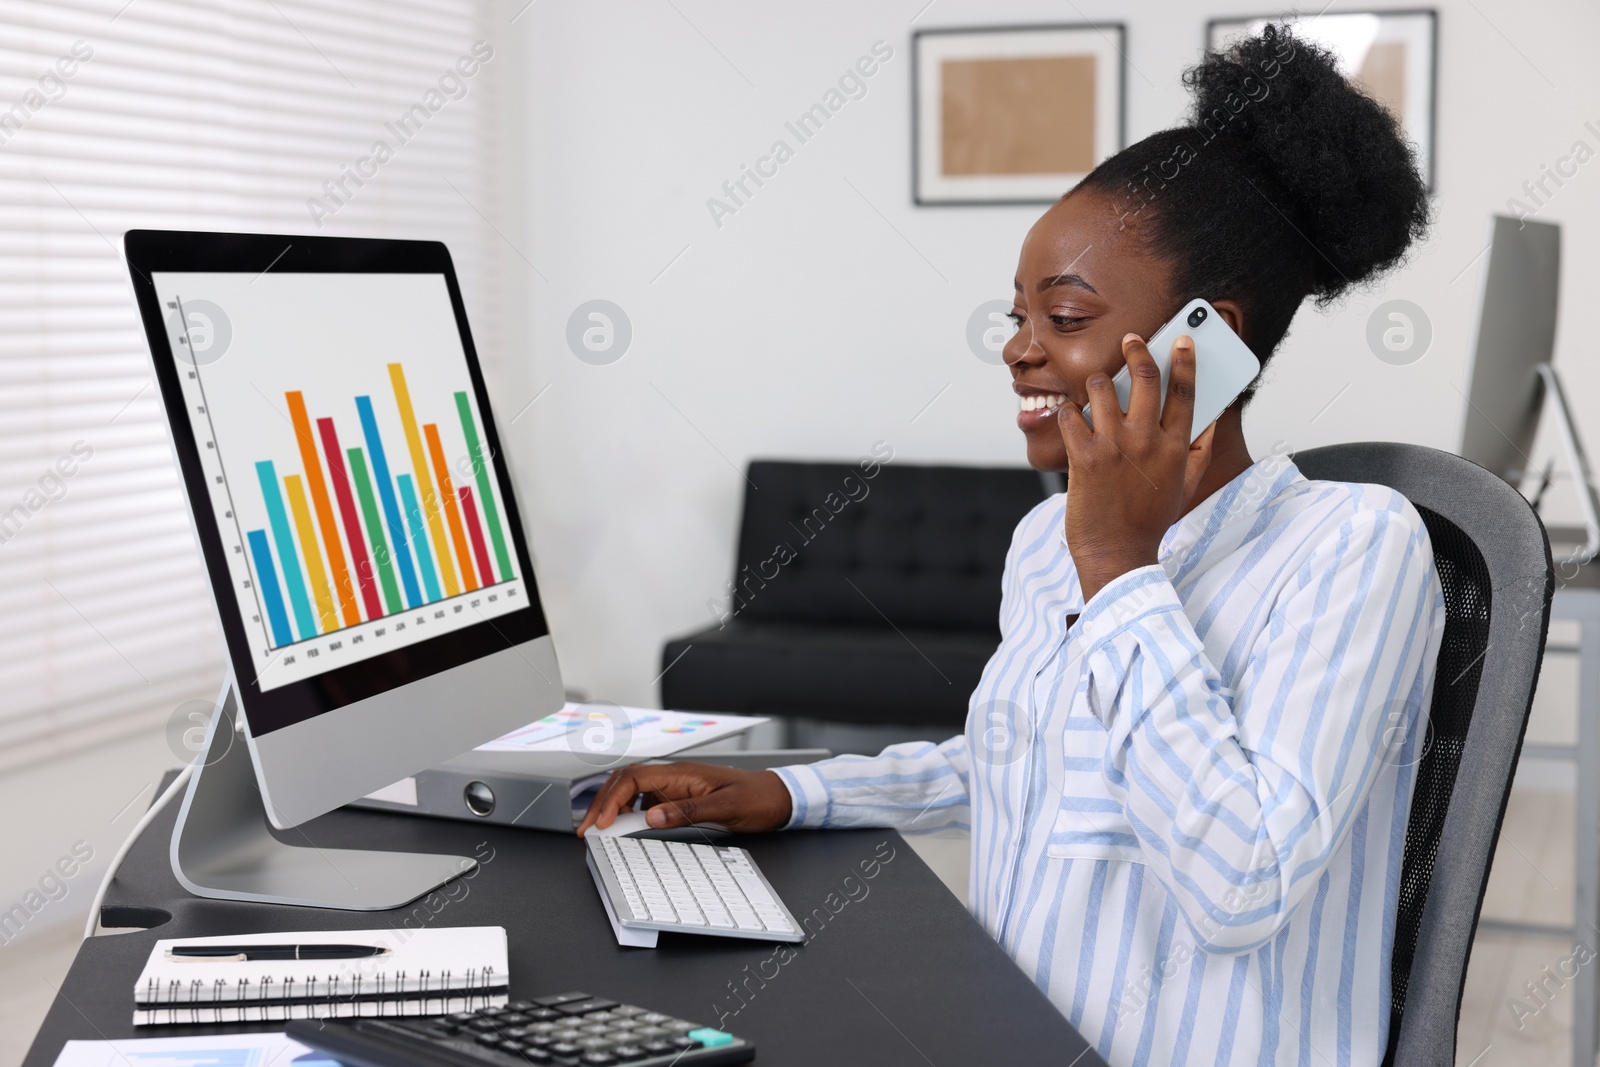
[1208, 10, 1437, 188]
[913, 23, 1127, 205]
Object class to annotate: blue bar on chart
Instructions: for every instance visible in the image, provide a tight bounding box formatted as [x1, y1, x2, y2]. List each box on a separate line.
[255, 460, 318, 640]
[355, 395, 426, 611]
[397, 473, 442, 604]
[246, 529, 294, 647]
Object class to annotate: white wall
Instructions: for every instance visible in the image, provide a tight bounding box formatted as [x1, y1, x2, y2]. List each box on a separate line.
[499, 0, 1600, 708]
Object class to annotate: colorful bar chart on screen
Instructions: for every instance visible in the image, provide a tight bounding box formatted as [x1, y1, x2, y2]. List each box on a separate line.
[154, 271, 527, 691]
[237, 362, 520, 649]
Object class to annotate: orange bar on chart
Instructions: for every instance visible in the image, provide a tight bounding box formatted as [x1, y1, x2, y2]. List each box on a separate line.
[286, 391, 362, 627]
[424, 423, 479, 592]
[388, 364, 460, 597]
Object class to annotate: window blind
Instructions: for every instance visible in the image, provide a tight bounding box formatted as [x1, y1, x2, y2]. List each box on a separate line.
[0, 0, 505, 771]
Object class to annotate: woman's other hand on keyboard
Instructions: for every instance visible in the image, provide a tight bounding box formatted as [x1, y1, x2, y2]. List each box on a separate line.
[576, 763, 793, 837]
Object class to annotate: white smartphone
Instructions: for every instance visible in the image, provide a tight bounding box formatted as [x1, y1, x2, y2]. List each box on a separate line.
[1081, 298, 1261, 443]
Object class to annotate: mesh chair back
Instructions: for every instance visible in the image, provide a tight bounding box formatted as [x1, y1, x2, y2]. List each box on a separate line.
[1292, 443, 1552, 1067]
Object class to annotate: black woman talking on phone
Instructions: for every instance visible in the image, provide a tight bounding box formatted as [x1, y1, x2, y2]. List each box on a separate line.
[581, 27, 1445, 1067]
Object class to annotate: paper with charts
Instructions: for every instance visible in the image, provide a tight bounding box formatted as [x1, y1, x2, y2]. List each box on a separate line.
[52, 1031, 336, 1067]
[476, 702, 765, 760]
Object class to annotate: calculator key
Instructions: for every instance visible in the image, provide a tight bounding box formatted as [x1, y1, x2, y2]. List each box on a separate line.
[640, 1041, 677, 1055]
[608, 1045, 648, 1063]
[687, 1028, 735, 1048]
[481, 1006, 510, 1017]
[578, 1054, 617, 1066]
[448, 1012, 478, 1024]
[506, 1000, 535, 1011]
[547, 1042, 583, 1057]
[501, 1012, 531, 1025]
[465, 1018, 500, 1032]
[611, 1005, 644, 1018]
[526, 1008, 562, 1021]
[629, 1026, 666, 1040]
[533, 991, 592, 1007]
[474, 1033, 507, 1047]
[557, 997, 620, 1016]
[636, 1012, 670, 1025]
[513, 1049, 553, 1064]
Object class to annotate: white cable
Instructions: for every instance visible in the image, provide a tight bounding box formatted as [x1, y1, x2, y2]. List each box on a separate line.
[83, 760, 195, 939]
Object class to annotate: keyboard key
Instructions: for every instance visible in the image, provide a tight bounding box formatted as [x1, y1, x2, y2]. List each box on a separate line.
[688, 1028, 735, 1048]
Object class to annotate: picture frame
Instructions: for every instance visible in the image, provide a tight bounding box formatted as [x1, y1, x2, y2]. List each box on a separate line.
[1207, 9, 1437, 189]
[912, 23, 1127, 206]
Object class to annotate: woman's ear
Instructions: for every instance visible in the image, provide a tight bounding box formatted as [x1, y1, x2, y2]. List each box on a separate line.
[1210, 298, 1246, 340]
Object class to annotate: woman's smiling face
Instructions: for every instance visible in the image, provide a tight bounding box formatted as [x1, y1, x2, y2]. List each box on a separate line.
[1005, 190, 1183, 473]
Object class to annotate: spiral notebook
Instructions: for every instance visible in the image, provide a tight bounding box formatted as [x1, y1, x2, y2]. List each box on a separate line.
[132, 926, 508, 1026]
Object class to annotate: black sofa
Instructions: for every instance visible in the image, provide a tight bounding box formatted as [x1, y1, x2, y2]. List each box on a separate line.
[660, 460, 1054, 730]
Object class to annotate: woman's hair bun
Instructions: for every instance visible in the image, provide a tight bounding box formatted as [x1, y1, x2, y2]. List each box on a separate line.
[1184, 24, 1429, 298]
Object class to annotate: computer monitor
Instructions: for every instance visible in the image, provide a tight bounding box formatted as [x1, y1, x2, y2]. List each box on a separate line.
[1457, 215, 1599, 562]
[1458, 216, 1560, 481]
[124, 231, 565, 908]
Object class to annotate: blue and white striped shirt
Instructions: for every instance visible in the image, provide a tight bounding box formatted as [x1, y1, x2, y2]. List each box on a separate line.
[775, 454, 1445, 1066]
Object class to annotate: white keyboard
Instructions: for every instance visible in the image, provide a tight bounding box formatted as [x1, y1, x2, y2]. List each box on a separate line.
[585, 835, 804, 942]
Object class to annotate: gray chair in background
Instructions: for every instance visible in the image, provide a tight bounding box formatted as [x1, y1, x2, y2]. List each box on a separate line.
[1292, 442, 1553, 1067]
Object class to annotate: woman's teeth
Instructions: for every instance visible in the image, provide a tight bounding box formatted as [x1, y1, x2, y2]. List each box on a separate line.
[1020, 393, 1067, 413]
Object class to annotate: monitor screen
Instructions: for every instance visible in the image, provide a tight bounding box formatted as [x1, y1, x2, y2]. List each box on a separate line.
[129, 235, 549, 738]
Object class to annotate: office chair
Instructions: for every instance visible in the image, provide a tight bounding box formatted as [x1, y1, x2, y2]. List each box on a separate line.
[1292, 442, 1554, 1067]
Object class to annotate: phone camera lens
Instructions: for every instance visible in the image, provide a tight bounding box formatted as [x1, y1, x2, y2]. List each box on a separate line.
[1187, 307, 1207, 328]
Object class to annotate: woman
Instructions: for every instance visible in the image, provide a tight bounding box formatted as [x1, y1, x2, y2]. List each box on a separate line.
[581, 26, 1445, 1066]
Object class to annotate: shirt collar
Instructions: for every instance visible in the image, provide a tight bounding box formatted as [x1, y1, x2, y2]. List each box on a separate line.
[1055, 453, 1304, 570]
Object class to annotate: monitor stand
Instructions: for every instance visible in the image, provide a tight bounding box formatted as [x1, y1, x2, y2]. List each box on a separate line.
[170, 684, 477, 910]
[1534, 364, 1600, 566]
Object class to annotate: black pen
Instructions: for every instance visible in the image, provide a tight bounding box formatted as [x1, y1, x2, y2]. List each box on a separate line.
[166, 944, 390, 961]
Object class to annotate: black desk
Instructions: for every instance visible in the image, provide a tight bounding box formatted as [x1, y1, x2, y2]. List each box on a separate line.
[25, 773, 1107, 1067]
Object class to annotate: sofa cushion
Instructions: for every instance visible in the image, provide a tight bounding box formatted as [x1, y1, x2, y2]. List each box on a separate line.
[661, 619, 998, 728]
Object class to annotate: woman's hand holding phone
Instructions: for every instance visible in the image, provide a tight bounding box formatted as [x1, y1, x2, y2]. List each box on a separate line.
[1057, 333, 1216, 602]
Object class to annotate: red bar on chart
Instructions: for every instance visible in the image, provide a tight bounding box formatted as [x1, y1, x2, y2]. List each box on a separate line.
[317, 417, 384, 622]
[459, 486, 495, 588]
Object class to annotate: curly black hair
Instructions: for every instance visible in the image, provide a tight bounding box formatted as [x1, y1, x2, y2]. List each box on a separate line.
[1075, 25, 1430, 390]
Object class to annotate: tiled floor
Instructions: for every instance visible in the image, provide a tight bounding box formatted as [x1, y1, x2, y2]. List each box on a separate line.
[0, 918, 83, 1067]
[1456, 778, 1584, 1067]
